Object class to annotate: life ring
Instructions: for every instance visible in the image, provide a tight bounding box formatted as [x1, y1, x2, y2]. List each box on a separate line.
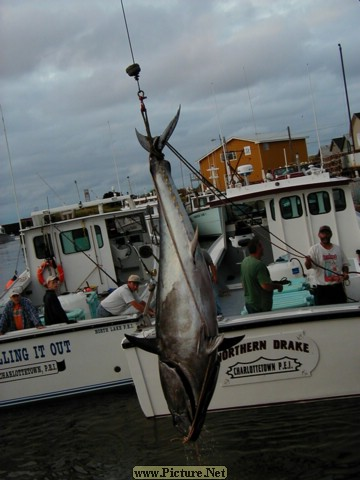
[37, 260, 65, 286]
[5, 276, 16, 290]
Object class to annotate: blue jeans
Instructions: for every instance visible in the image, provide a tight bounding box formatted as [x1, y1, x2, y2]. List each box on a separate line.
[96, 303, 113, 318]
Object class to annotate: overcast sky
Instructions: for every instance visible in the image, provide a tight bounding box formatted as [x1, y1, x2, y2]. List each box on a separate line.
[1, 0, 359, 225]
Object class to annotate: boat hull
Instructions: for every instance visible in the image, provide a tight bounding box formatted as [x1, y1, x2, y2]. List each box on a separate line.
[189, 206, 225, 237]
[0, 315, 139, 408]
[122, 305, 360, 416]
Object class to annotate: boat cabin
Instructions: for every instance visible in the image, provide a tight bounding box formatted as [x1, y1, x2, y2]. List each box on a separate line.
[19, 194, 159, 308]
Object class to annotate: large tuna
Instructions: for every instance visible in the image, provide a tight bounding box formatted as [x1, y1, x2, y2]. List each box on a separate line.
[127, 108, 241, 442]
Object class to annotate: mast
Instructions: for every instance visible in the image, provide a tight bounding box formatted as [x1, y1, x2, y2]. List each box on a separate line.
[211, 83, 231, 188]
[306, 64, 323, 168]
[1, 104, 29, 269]
[0, 105, 22, 231]
[338, 43, 356, 154]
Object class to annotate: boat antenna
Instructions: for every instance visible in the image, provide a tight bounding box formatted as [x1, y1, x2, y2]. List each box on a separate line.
[306, 64, 323, 169]
[107, 121, 122, 193]
[211, 82, 231, 188]
[37, 172, 67, 205]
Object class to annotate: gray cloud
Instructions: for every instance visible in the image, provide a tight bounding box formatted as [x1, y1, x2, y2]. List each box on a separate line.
[1, 0, 359, 224]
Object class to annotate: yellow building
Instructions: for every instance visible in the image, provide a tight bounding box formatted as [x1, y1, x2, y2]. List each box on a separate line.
[198, 136, 308, 191]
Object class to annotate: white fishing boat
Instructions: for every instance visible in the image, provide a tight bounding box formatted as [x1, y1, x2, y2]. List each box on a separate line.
[122, 167, 360, 418]
[0, 192, 160, 407]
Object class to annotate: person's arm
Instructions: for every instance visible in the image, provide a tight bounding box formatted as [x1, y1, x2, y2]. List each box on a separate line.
[304, 255, 313, 270]
[260, 281, 283, 293]
[25, 299, 45, 328]
[258, 265, 283, 293]
[209, 263, 217, 283]
[129, 300, 155, 316]
[341, 264, 349, 281]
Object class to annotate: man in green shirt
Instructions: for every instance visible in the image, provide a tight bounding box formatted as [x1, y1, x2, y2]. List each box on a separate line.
[241, 237, 283, 313]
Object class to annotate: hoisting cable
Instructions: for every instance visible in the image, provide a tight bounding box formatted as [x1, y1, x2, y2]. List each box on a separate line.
[121, 0, 154, 149]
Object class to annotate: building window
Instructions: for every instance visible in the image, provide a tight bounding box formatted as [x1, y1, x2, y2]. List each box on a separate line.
[244, 146, 251, 156]
[220, 151, 237, 162]
[263, 143, 270, 151]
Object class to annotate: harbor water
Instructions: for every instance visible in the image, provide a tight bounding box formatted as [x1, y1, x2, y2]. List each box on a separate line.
[1, 240, 360, 479]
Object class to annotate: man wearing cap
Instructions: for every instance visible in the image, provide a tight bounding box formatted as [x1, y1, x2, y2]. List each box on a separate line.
[96, 274, 155, 317]
[43, 275, 72, 325]
[0, 287, 44, 334]
[305, 225, 349, 305]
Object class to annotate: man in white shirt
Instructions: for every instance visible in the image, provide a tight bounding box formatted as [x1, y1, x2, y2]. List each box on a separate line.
[96, 274, 155, 317]
[305, 225, 349, 305]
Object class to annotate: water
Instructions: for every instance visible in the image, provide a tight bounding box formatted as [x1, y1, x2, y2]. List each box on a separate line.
[0, 238, 26, 291]
[1, 242, 360, 479]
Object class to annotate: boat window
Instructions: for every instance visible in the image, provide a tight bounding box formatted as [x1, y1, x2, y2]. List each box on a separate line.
[60, 228, 91, 254]
[106, 214, 146, 239]
[33, 234, 55, 259]
[307, 192, 331, 215]
[94, 225, 104, 248]
[333, 188, 346, 211]
[270, 199, 275, 221]
[279, 196, 303, 219]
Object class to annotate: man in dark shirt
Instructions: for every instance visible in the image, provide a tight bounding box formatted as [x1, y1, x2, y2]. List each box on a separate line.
[43, 276, 71, 325]
[241, 237, 283, 313]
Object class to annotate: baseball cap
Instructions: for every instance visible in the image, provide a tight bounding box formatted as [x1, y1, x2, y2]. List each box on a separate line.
[10, 287, 22, 297]
[319, 225, 332, 233]
[128, 274, 141, 283]
[47, 275, 59, 283]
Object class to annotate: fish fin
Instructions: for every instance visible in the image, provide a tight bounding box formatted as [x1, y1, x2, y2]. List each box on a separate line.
[157, 106, 181, 151]
[218, 335, 245, 352]
[135, 106, 181, 153]
[135, 129, 154, 153]
[206, 334, 224, 354]
[124, 333, 159, 355]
